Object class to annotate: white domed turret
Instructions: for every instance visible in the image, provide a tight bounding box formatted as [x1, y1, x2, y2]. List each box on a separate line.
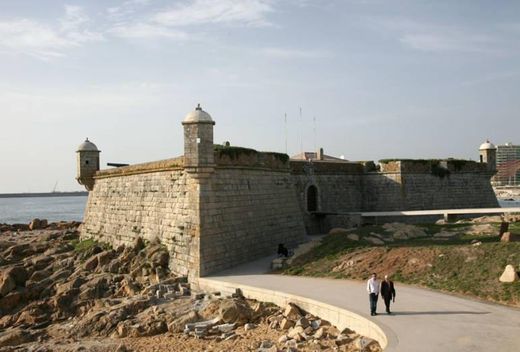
[76, 138, 101, 191]
[479, 140, 496, 172]
[183, 104, 213, 123]
[77, 138, 99, 152]
[182, 104, 215, 169]
[479, 140, 496, 151]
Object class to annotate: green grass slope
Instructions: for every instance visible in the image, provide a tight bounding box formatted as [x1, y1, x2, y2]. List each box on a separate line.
[284, 222, 520, 307]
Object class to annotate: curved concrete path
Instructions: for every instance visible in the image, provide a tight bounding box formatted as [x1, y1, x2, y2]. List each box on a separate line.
[201, 255, 520, 352]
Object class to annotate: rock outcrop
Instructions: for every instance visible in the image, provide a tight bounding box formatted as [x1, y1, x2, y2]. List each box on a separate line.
[0, 225, 382, 352]
[499, 265, 519, 283]
[501, 232, 520, 242]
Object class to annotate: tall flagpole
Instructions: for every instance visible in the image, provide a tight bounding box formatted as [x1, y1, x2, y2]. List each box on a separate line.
[299, 107, 303, 155]
[284, 112, 288, 154]
[313, 115, 317, 152]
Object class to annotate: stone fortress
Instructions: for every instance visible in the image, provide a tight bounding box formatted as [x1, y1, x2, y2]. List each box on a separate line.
[76, 105, 499, 278]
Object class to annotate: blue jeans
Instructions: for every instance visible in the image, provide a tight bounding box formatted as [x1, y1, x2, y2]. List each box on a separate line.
[369, 293, 378, 314]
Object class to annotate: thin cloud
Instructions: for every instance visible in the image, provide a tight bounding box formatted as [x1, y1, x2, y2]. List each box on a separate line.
[60, 5, 89, 31]
[109, 23, 188, 40]
[0, 82, 172, 122]
[360, 16, 506, 55]
[0, 19, 71, 59]
[400, 32, 496, 54]
[107, 0, 152, 21]
[260, 47, 332, 59]
[152, 0, 274, 27]
[0, 6, 103, 60]
[108, 0, 275, 40]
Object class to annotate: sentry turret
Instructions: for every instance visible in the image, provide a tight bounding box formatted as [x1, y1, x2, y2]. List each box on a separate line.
[479, 140, 497, 172]
[76, 138, 100, 191]
[182, 104, 215, 169]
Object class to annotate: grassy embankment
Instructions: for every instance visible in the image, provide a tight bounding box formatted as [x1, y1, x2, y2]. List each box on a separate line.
[284, 221, 520, 306]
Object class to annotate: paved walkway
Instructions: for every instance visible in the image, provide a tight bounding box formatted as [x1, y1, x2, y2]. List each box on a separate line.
[359, 207, 520, 217]
[205, 255, 520, 352]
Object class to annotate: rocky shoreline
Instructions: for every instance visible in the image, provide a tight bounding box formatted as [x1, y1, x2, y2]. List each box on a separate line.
[0, 220, 81, 233]
[0, 223, 381, 352]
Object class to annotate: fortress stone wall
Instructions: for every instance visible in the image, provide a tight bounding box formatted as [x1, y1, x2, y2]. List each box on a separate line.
[199, 167, 305, 275]
[361, 160, 498, 211]
[80, 158, 200, 276]
[291, 161, 364, 233]
[289, 159, 498, 232]
[76, 106, 499, 278]
[362, 172, 499, 211]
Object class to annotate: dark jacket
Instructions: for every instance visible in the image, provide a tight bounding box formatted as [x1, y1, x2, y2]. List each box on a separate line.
[380, 280, 396, 300]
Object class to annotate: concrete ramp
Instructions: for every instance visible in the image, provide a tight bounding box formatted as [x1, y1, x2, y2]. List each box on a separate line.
[197, 255, 520, 352]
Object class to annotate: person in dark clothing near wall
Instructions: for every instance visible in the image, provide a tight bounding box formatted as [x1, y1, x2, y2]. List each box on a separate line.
[380, 275, 396, 314]
[277, 243, 289, 257]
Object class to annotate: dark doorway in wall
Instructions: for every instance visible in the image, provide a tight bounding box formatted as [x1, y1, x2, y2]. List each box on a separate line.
[307, 185, 318, 212]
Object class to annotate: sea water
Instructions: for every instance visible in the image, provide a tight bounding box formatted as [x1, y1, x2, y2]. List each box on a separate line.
[499, 199, 520, 207]
[0, 196, 87, 224]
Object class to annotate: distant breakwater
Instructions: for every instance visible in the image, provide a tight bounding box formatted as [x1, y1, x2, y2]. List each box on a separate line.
[0, 192, 88, 199]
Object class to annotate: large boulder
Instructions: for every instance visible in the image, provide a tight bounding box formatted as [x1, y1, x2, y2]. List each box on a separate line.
[365, 236, 385, 245]
[433, 231, 458, 239]
[15, 303, 52, 326]
[3, 266, 28, 287]
[29, 269, 52, 283]
[219, 299, 253, 324]
[287, 325, 304, 339]
[55, 277, 85, 296]
[133, 237, 145, 252]
[150, 250, 169, 268]
[329, 228, 349, 235]
[28, 218, 48, 231]
[29, 219, 41, 231]
[279, 318, 294, 330]
[283, 303, 303, 321]
[30, 255, 53, 271]
[0, 291, 23, 312]
[2, 244, 31, 258]
[0, 328, 35, 348]
[501, 232, 520, 242]
[0, 274, 16, 297]
[384, 223, 427, 240]
[167, 311, 199, 333]
[83, 255, 99, 271]
[116, 278, 140, 297]
[499, 265, 519, 283]
[79, 276, 110, 300]
[347, 234, 359, 241]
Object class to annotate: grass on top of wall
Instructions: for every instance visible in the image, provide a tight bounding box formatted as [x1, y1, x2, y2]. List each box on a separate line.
[214, 144, 290, 164]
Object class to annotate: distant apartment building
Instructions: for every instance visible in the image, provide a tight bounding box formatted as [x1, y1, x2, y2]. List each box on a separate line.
[494, 142, 520, 186]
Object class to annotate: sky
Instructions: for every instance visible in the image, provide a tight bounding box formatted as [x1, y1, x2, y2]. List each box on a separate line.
[0, 0, 519, 193]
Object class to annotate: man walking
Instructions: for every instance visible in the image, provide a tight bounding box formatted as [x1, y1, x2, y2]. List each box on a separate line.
[381, 275, 396, 314]
[366, 272, 380, 316]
